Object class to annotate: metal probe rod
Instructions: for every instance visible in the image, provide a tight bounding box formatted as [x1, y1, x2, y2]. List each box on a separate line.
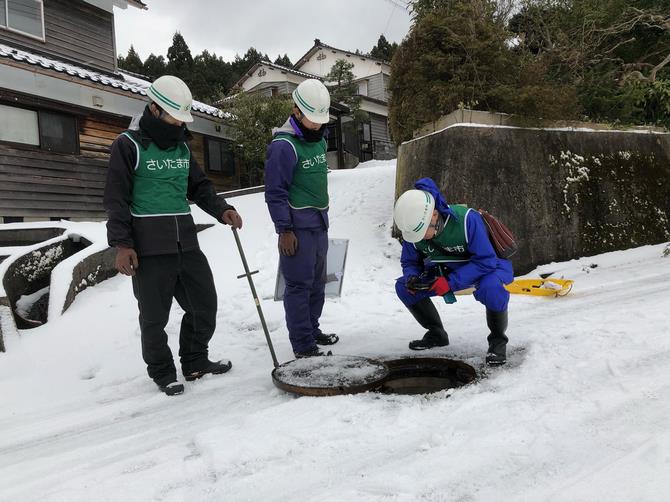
[231, 227, 279, 368]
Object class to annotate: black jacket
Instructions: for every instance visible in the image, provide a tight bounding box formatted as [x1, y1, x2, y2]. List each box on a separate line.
[104, 128, 234, 256]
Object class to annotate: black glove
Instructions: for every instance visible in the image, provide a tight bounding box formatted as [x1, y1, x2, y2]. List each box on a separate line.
[406, 275, 432, 291]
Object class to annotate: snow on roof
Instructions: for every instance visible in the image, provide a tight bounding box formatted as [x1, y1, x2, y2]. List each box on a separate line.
[0, 43, 224, 119]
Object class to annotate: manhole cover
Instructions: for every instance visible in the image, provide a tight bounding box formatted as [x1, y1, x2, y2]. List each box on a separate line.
[272, 355, 390, 396]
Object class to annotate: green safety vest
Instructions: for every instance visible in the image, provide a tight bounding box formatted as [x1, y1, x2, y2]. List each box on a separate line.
[273, 133, 329, 209]
[123, 132, 191, 217]
[414, 205, 472, 263]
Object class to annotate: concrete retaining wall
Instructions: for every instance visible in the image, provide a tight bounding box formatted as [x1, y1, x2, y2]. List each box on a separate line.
[396, 124, 670, 275]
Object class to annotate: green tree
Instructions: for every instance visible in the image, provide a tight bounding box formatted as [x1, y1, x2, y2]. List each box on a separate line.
[274, 54, 293, 67]
[232, 48, 270, 76]
[143, 53, 166, 80]
[118, 45, 144, 75]
[510, 0, 670, 127]
[166, 32, 193, 84]
[325, 59, 368, 123]
[219, 93, 294, 185]
[190, 50, 232, 103]
[370, 34, 398, 61]
[389, 0, 520, 142]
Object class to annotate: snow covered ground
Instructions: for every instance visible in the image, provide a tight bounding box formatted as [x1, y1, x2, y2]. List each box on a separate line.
[1, 160, 669, 501]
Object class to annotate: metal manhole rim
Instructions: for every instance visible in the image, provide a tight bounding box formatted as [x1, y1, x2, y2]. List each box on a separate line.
[271, 354, 477, 397]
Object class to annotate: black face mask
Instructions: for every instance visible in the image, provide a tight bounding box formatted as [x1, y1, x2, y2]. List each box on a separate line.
[139, 105, 188, 149]
[294, 114, 327, 143]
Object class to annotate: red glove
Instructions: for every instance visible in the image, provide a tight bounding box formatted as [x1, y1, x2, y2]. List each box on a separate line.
[430, 277, 451, 296]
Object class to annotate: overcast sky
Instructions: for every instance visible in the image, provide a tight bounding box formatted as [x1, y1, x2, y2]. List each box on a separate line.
[114, 0, 413, 64]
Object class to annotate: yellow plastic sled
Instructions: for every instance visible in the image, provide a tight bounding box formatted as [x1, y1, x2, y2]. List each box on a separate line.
[505, 278, 574, 297]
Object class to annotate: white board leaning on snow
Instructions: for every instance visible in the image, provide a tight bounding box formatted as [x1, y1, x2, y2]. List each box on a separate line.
[273, 238, 349, 301]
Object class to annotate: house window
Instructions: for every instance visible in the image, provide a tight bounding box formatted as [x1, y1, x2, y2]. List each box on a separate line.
[39, 110, 78, 154]
[361, 122, 372, 143]
[2, 216, 24, 223]
[357, 80, 368, 96]
[0, 104, 39, 145]
[206, 138, 235, 176]
[0, 104, 78, 154]
[326, 124, 338, 151]
[1, 0, 45, 41]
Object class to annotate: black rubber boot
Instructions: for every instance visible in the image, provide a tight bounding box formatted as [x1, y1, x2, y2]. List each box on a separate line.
[407, 298, 450, 350]
[485, 310, 509, 365]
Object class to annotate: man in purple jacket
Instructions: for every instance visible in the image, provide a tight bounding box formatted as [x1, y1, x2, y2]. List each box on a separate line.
[393, 178, 514, 365]
[264, 79, 338, 358]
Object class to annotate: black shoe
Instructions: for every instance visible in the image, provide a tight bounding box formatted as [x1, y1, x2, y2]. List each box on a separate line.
[485, 352, 506, 365]
[315, 332, 339, 345]
[409, 330, 450, 350]
[183, 359, 232, 381]
[158, 381, 184, 396]
[294, 347, 332, 358]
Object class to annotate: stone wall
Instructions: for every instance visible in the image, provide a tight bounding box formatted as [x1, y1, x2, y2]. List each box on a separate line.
[396, 125, 670, 275]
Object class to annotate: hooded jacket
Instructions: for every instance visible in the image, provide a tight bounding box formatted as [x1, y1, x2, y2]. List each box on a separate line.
[264, 116, 329, 233]
[400, 178, 513, 292]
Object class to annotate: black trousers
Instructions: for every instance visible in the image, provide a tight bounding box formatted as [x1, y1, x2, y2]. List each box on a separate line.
[131, 248, 217, 386]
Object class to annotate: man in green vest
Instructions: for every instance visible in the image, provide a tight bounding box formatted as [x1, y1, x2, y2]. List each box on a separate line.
[393, 178, 514, 365]
[264, 79, 339, 358]
[104, 75, 243, 395]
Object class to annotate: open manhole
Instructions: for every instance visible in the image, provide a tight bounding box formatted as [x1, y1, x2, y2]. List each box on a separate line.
[379, 357, 477, 395]
[272, 355, 476, 397]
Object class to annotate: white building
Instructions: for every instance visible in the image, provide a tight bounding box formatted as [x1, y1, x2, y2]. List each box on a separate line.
[235, 39, 396, 166]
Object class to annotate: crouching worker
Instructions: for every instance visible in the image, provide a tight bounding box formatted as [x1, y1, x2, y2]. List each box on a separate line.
[104, 75, 243, 395]
[392, 178, 513, 365]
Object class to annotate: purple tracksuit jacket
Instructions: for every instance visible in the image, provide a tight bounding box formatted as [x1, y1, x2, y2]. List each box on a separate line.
[264, 116, 329, 354]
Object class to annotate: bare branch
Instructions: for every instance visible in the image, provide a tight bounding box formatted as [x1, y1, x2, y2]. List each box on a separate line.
[650, 53, 670, 82]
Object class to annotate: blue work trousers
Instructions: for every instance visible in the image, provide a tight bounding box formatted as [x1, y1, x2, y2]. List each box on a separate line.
[280, 229, 328, 353]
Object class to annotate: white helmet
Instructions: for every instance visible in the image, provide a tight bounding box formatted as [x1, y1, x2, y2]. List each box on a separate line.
[293, 79, 331, 124]
[146, 75, 194, 123]
[393, 189, 435, 243]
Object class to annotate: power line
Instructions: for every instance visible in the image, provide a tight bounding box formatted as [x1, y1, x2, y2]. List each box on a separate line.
[381, 0, 411, 11]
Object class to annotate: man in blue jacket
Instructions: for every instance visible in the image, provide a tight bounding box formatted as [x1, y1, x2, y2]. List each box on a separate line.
[264, 79, 338, 358]
[393, 178, 513, 365]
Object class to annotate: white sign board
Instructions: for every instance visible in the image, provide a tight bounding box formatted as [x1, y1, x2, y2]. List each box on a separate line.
[274, 238, 349, 301]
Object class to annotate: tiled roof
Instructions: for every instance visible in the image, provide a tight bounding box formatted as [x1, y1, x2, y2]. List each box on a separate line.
[235, 61, 321, 88]
[294, 39, 391, 71]
[0, 43, 224, 119]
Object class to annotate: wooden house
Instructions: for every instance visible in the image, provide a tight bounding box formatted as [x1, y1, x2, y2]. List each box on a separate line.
[0, 0, 239, 223]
